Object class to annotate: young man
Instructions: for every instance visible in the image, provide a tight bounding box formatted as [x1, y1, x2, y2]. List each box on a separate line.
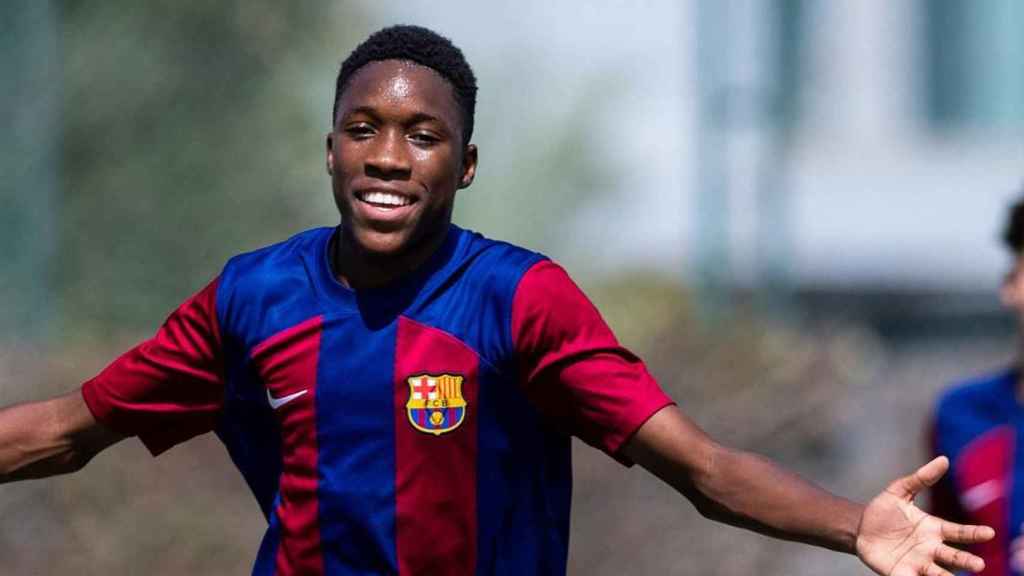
[930, 195, 1024, 576]
[0, 25, 994, 575]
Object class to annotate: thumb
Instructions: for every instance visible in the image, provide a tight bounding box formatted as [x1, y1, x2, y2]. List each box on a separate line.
[886, 456, 948, 500]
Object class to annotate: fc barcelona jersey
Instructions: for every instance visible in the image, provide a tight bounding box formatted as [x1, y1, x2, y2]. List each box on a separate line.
[82, 225, 673, 575]
[930, 369, 1024, 576]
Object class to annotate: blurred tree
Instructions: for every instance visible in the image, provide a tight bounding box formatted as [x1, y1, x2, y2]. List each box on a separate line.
[0, 2, 59, 343]
[454, 66, 621, 262]
[575, 274, 884, 576]
[58, 2, 368, 336]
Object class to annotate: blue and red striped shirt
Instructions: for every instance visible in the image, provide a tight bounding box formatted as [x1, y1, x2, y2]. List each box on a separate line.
[930, 368, 1024, 576]
[82, 225, 673, 575]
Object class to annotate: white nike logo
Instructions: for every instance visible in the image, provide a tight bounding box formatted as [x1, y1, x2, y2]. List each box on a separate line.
[266, 388, 308, 410]
[961, 479, 1002, 511]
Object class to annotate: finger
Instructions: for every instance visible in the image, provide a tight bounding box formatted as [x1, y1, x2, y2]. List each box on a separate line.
[887, 456, 949, 499]
[940, 521, 996, 544]
[934, 543, 986, 573]
[923, 564, 956, 576]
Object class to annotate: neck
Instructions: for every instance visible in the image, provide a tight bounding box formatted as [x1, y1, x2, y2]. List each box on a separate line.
[332, 225, 450, 290]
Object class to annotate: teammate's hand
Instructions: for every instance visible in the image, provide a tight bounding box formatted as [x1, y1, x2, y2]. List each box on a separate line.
[855, 456, 994, 576]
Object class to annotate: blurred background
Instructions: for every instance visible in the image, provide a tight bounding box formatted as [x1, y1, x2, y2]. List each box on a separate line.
[2, 1, 1023, 574]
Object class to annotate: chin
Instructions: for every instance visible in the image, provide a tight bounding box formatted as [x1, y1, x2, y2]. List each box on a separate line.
[353, 228, 413, 258]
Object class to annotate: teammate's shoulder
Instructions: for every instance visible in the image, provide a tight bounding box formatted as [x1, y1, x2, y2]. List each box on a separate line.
[936, 368, 1017, 415]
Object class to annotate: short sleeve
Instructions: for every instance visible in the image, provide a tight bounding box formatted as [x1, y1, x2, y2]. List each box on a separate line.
[81, 277, 226, 455]
[511, 260, 674, 464]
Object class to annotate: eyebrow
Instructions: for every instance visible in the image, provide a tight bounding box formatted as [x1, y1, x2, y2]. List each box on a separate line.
[405, 112, 445, 126]
[344, 106, 446, 127]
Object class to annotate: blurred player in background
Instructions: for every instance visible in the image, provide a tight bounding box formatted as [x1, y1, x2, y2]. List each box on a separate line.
[0, 25, 996, 575]
[931, 194, 1024, 576]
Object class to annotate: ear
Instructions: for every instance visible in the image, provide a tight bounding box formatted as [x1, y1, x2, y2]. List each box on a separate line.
[1001, 263, 1024, 308]
[458, 144, 478, 189]
[325, 132, 336, 175]
[1001, 273, 1017, 307]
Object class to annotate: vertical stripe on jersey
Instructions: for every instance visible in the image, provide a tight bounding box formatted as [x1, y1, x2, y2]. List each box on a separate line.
[317, 315, 399, 574]
[250, 316, 325, 576]
[954, 425, 1013, 576]
[394, 317, 479, 575]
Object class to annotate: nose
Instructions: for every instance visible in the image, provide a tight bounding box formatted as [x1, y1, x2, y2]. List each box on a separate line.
[365, 128, 411, 180]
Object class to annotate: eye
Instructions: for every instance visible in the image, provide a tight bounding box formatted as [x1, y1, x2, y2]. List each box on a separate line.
[344, 122, 376, 139]
[408, 131, 441, 147]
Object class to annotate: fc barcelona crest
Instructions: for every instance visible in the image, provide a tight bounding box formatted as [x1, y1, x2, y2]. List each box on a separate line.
[406, 373, 467, 436]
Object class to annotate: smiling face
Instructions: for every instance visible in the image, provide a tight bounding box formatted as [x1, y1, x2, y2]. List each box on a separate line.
[327, 59, 477, 272]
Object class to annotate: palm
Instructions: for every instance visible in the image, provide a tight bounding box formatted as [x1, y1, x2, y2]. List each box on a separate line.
[856, 457, 993, 576]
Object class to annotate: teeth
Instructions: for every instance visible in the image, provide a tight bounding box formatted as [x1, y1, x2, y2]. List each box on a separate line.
[361, 191, 411, 207]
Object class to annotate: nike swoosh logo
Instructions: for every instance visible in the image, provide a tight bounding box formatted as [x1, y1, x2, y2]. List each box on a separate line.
[266, 388, 308, 410]
[961, 479, 1001, 511]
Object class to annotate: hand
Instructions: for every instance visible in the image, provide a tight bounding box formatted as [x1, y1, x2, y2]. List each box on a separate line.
[855, 456, 995, 576]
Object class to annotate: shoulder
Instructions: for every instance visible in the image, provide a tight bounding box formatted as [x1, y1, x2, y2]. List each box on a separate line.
[401, 228, 549, 369]
[221, 227, 330, 285]
[456, 228, 549, 290]
[934, 368, 1017, 426]
[215, 227, 331, 341]
[442, 230, 596, 334]
[435, 227, 552, 313]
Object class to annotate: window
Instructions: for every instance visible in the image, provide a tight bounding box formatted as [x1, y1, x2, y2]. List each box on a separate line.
[923, 0, 1024, 130]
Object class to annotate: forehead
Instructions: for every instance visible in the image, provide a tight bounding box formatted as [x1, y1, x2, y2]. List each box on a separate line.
[337, 60, 461, 127]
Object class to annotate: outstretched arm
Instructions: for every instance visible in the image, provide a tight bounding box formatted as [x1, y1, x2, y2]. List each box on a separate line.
[0, 390, 123, 483]
[622, 405, 994, 576]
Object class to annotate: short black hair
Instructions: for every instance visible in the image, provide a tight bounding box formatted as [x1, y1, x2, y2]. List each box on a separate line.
[1003, 192, 1024, 255]
[333, 25, 477, 144]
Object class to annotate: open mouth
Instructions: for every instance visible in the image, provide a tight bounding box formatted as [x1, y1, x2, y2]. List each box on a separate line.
[355, 190, 416, 211]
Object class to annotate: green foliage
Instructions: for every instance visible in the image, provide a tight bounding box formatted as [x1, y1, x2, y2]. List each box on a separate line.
[454, 65, 623, 256]
[58, 2, 367, 335]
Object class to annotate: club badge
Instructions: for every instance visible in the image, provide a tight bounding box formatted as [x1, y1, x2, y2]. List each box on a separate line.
[405, 373, 467, 435]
